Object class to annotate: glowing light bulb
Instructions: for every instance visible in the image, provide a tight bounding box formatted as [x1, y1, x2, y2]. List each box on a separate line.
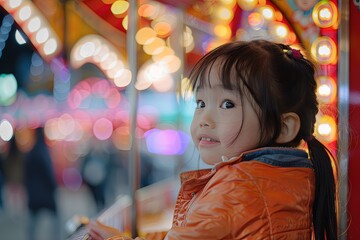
[312, 1, 337, 28]
[311, 36, 337, 64]
[315, 115, 337, 143]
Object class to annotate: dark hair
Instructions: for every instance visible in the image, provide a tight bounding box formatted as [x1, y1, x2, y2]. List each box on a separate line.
[187, 40, 338, 239]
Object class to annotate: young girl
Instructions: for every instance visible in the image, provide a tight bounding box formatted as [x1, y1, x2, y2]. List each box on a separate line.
[88, 40, 338, 240]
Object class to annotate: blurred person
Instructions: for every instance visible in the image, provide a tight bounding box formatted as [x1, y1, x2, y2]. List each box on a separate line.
[24, 127, 60, 240]
[2, 136, 26, 218]
[81, 140, 111, 212]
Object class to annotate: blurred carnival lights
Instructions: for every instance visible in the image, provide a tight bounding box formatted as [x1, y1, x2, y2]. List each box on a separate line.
[0, 0, 61, 59]
[309, 2, 338, 144]
[93, 118, 113, 140]
[315, 114, 337, 143]
[269, 22, 289, 41]
[237, 0, 258, 11]
[0, 74, 17, 106]
[70, 35, 130, 88]
[0, 119, 14, 141]
[110, 0, 129, 18]
[316, 76, 337, 104]
[311, 36, 337, 65]
[14, 29, 26, 44]
[258, 5, 275, 22]
[312, 1, 338, 28]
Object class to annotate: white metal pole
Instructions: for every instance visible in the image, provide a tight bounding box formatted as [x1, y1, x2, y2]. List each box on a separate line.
[127, 0, 139, 237]
[338, 0, 349, 238]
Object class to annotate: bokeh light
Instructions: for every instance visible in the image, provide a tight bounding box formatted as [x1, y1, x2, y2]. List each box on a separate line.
[311, 36, 337, 64]
[0, 119, 14, 141]
[93, 118, 113, 140]
[144, 129, 190, 155]
[0, 74, 18, 106]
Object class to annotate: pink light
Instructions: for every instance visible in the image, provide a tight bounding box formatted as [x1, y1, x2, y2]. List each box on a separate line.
[145, 129, 190, 155]
[92, 79, 110, 98]
[106, 88, 121, 108]
[93, 117, 113, 140]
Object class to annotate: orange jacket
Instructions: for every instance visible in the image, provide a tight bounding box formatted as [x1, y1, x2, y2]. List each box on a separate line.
[162, 147, 315, 239]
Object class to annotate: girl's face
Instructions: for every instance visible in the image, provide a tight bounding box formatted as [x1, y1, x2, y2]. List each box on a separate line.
[190, 71, 261, 165]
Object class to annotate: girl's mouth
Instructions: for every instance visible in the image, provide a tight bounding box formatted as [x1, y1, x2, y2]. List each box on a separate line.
[201, 137, 218, 142]
[199, 137, 220, 146]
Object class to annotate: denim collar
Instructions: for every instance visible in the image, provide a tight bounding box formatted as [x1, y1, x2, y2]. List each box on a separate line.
[242, 147, 313, 169]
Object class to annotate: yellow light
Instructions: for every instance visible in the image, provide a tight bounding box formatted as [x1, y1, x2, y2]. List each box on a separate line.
[111, 0, 129, 18]
[312, 1, 338, 28]
[157, 55, 181, 73]
[318, 123, 332, 135]
[114, 69, 132, 88]
[311, 36, 337, 65]
[122, 15, 128, 30]
[316, 76, 336, 104]
[106, 61, 125, 78]
[258, 5, 275, 21]
[138, 2, 161, 20]
[318, 84, 331, 96]
[135, 27, 156, 45]
[319, 8, 332, 20]
[213, 24, 231, 39]
[215, 7, 234, 22]
[152, 46, 174, 62]
[143, 37, 165, 55]
[275, 25, 288, 38]
[183, 27, 194, 48]
[220, 0, 236, 7]
[153, 21, 172, 38]
[315, 114, 337, 143]
[319, 45, 330, 56]
[237, 0, 258, 11]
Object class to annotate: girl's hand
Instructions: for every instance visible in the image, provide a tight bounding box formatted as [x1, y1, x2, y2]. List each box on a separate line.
[87, 220, 123, 240]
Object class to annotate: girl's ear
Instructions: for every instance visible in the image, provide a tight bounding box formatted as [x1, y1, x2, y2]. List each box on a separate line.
[275, 112, 301, 144]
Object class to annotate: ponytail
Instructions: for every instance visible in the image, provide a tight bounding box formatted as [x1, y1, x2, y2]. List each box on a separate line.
[307, 137, 338, 240]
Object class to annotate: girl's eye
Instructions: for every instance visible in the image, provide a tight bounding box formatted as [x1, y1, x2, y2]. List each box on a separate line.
[196, 100, 205, 109]
[220, 100, 234, 109]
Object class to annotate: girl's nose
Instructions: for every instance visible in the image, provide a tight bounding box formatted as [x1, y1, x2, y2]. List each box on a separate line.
[198, 108, 214, 128]
[200, 121, 209, 127]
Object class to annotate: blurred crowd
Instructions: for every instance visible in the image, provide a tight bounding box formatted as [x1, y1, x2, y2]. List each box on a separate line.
[0, 127, 179, 240]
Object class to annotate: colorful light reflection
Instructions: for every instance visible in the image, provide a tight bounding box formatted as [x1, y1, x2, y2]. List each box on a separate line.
[144, 129, 190, 155]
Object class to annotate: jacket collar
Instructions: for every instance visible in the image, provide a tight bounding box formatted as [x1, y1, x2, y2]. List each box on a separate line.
[180, 147, 312, 184]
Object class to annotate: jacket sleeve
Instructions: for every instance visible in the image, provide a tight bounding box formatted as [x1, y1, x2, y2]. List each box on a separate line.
[164, 166, 268, 240]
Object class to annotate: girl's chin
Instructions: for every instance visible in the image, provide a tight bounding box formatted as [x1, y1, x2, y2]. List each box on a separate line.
[200, 157, 221, 166]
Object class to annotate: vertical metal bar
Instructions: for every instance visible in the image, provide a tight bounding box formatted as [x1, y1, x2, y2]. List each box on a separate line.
[127, 0, 139, 237]
[172, 7, 186, 174]
[337, 0, 349, 238]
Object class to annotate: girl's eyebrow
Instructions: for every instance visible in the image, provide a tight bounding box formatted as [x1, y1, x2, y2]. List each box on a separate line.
[196, 84, 237, 94]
